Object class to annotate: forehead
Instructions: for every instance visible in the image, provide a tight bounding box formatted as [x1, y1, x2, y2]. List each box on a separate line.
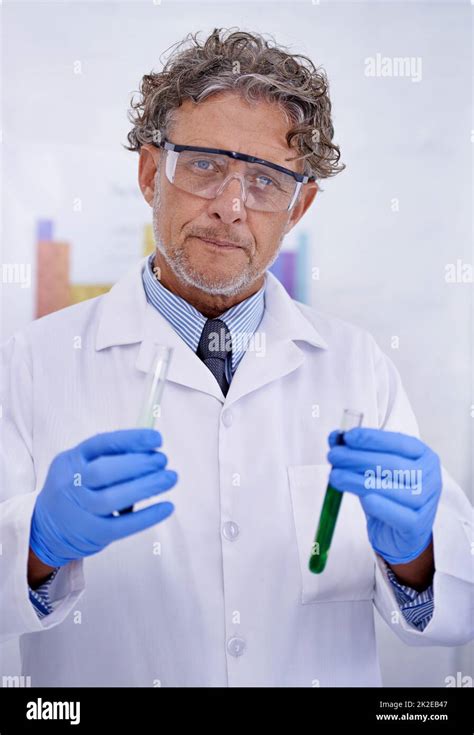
[167, 92, 301, 172]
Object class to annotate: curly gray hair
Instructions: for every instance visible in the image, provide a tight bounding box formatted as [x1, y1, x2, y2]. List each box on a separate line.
[124, 27, 345, 181]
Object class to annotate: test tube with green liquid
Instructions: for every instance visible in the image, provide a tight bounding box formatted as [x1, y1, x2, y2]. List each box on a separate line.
[308, 409, 364, 574]
[117, 344, 173, 515]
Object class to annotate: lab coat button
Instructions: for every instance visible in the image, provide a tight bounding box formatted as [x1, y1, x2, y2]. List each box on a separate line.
[222, 521, 239, 540]
[227, 637, 246, 657]
[221, 410, 233, 427]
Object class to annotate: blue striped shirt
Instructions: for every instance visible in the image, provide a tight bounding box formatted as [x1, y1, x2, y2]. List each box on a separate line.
[29, 253, 434, 631]
[142, 253, 266, 383]
[385, 566, 435, 630]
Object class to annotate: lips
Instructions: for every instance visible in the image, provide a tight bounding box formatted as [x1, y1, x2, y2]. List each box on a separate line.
[197, 237, 243, 251]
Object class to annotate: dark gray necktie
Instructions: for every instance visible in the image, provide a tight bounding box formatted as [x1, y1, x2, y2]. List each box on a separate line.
[197, 318, 232, 396]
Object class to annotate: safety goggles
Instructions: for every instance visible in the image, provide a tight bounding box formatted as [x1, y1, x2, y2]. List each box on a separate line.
[157, 139, 316, 212]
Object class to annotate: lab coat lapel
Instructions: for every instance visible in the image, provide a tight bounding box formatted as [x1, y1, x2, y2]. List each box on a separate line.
[95, 257, 224, 401]
[136, 305, 224, 400]
[224, 272, 328, 407]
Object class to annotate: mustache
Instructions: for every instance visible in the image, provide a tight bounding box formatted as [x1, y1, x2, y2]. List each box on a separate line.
[186, 230, 251, 250]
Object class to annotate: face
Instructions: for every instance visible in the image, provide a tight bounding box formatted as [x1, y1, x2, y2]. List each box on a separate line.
[138, 92, 318, 310]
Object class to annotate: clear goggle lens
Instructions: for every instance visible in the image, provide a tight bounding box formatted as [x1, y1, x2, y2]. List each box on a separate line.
[164, 149, 301, 212]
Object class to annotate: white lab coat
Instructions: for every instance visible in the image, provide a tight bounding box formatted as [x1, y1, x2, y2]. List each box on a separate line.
[0, 256, 472, 687]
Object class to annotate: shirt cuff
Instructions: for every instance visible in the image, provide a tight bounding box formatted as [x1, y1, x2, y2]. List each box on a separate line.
[385, 565, 435, 631]
[28, 568, 60, 619]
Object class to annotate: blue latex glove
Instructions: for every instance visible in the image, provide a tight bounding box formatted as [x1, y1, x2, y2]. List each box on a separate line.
[30, 429, 178, 568]
[327, 428, 442, 564]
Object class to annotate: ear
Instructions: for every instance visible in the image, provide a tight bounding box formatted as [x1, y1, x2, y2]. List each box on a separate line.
[138, 144, 161, 206]
[283, 181, 319, 233]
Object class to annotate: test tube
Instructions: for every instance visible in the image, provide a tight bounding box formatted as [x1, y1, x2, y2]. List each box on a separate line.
[308, 409, 364, 574]
[117, 344, 173, 515]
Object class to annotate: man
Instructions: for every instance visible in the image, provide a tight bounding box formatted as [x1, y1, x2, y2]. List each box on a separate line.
[0, 28, 472, 687]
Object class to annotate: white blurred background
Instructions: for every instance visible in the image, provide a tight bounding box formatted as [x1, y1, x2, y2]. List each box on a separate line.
[1, 0, 472, 687]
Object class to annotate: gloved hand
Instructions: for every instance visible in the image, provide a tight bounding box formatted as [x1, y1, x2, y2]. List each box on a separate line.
[29, 429, 178, 568]
[327, 428, 442, 564]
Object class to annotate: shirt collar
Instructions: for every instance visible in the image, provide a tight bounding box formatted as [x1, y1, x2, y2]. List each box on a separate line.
[142, 252, 266, 373]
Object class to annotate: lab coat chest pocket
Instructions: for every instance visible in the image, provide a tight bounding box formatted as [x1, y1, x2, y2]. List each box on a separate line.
[288, 464, 375, 604]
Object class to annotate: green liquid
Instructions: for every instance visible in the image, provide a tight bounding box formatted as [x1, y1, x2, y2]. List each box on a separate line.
[308, 415, 363, 574]
[308, 484, 344, 574]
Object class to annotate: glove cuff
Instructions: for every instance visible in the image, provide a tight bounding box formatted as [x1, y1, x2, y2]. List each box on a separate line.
[29, 512, 65, 569]
[375, 532, 433, 566]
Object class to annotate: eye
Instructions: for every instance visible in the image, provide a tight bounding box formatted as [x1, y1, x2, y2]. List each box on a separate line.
[255, 174, 275, 188]
[191, 158, 217, 172]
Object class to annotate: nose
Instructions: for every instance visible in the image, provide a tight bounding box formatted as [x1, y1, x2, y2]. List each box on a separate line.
[206, 174, 248, 224]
